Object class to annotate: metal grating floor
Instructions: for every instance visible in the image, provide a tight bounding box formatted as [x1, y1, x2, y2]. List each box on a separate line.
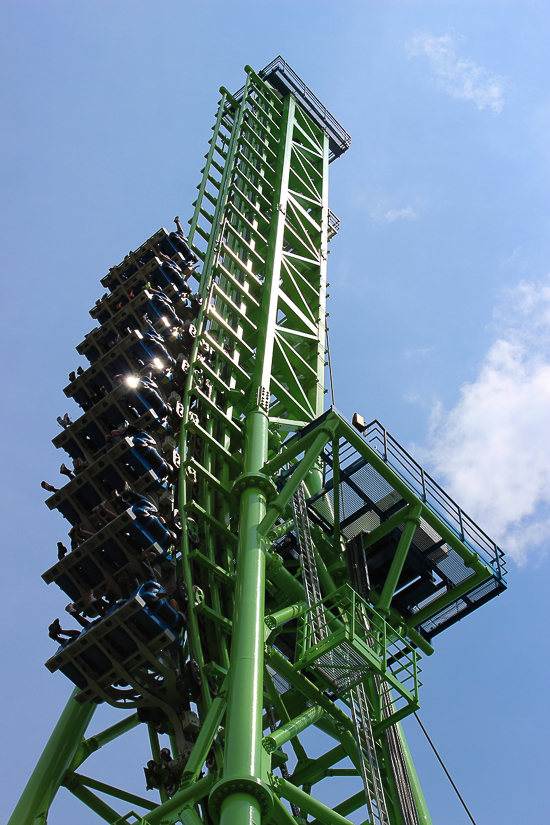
[278, 413, 507, 640]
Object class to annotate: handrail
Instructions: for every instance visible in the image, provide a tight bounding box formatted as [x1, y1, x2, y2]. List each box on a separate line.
[233, 56, 351, 161]
[360, 420, 506, 579]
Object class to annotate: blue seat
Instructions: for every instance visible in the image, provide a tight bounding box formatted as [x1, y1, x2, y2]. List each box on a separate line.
[149, 264, 172, 290]
[57, 434, 88, 463]
[56, 499, 81, 526]
[125, 447, 160, 479]
[99, 538, 127, 569]
[55, 573, 81, 602]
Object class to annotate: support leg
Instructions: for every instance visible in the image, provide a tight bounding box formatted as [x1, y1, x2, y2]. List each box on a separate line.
[214, 408, 271, 825]
[8, 690, 96, 825]
[396, 723, 433, 825]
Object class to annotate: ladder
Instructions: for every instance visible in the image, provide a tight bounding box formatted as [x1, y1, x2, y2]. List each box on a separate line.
[350, 683, 391, 825]
[292, 483, 327, 643]
[293, 484, 390, 825]
[346, 533, 417, 825]
[380, 682, 420, 825]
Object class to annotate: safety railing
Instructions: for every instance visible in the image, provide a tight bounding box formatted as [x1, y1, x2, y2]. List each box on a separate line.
[295, 585, 421, 707]
[327, 209, 340, 241]
[233, 56, 351, 161]
[360, 420, 506, 580]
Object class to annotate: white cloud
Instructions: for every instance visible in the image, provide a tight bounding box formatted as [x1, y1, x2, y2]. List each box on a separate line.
[371, 205, 418, 223]
[407, 32, 507, 113]
[502, 246, 521, 264]
[423, 279, 550, 564]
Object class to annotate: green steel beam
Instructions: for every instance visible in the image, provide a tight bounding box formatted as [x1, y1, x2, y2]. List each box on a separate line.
[265, 602, 307, 630]
[263, 666, 309, 765]
[64, 779, 120, 823]
[259, 428, 334, 538]
[272, 795, 300, 825]
[69, 713, 140, 771]
[262, 705, 324, 753]
[396, 723, 433, 825]
[309, 790, 366, 825]
[405, 569, 490, 632]
[332, 435, 341, 551]
[8, 690, 95, 825]
[141, 774, 213, 825]
[362, 504, 413, 548]
[367, 589, 435, 657]
[266, 648, 355, 737]
[275, 778, 355, 825]
[377, 504, 423, 615]
[180, 684, 227, 786]
[290, 744, 347, 786]
[67, 772, 157, 812]
[262, 421, 334, 477]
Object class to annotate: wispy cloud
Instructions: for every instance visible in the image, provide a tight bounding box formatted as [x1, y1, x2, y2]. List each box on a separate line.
[404, 346, 434, 360]
[350, 190, 366, 209]
[407, 32, 507, 113]
[421, 279, 550, 564]
[371, 205, 418, 223]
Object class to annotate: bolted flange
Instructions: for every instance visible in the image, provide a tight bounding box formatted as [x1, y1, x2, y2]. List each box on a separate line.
[209, 775, 274, 823]
[231, 472, 278, 504]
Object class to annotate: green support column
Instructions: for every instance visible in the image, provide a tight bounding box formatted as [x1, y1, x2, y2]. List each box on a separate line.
[377, 504, 422, 615]
[212, 91, 296, 825]
[8, 690, 95, 825]
[213, 411, 271, 825]
[396, 723, 433, 825]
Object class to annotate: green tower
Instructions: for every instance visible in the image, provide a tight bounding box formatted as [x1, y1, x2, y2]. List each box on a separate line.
[11, 58, 506, 825]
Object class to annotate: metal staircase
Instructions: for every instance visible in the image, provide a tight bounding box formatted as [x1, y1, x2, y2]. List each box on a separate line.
[292, 483, 326, 642]
[350, 685, 391, 825]
[293, 481, 390, 825]
[347, 533, 417, 825]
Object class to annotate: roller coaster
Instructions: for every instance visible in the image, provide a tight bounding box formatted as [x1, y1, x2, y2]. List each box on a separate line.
[11, 57, 506, 825]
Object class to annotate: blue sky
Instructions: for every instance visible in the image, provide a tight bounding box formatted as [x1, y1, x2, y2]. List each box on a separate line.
[1, 2, 549, 823]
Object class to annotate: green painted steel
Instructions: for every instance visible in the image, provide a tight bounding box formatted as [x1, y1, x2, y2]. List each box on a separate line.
[275, 778, 355, 825]
[8, 689, 95, 825]
[395, 723, 434, 825]
[262, 705, 324, 753]
[12, 57, 507, 825]
[377, 505, 423, 615]
[69, 714, 140, 771]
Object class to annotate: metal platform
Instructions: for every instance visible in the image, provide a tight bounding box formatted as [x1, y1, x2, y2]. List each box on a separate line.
[233, 56, 351, 162]
[274, 409, 507, 640]
[294, 585, 421, 728]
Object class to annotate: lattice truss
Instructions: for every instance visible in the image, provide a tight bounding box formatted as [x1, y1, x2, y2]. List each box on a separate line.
[188, 67, 329, 427]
